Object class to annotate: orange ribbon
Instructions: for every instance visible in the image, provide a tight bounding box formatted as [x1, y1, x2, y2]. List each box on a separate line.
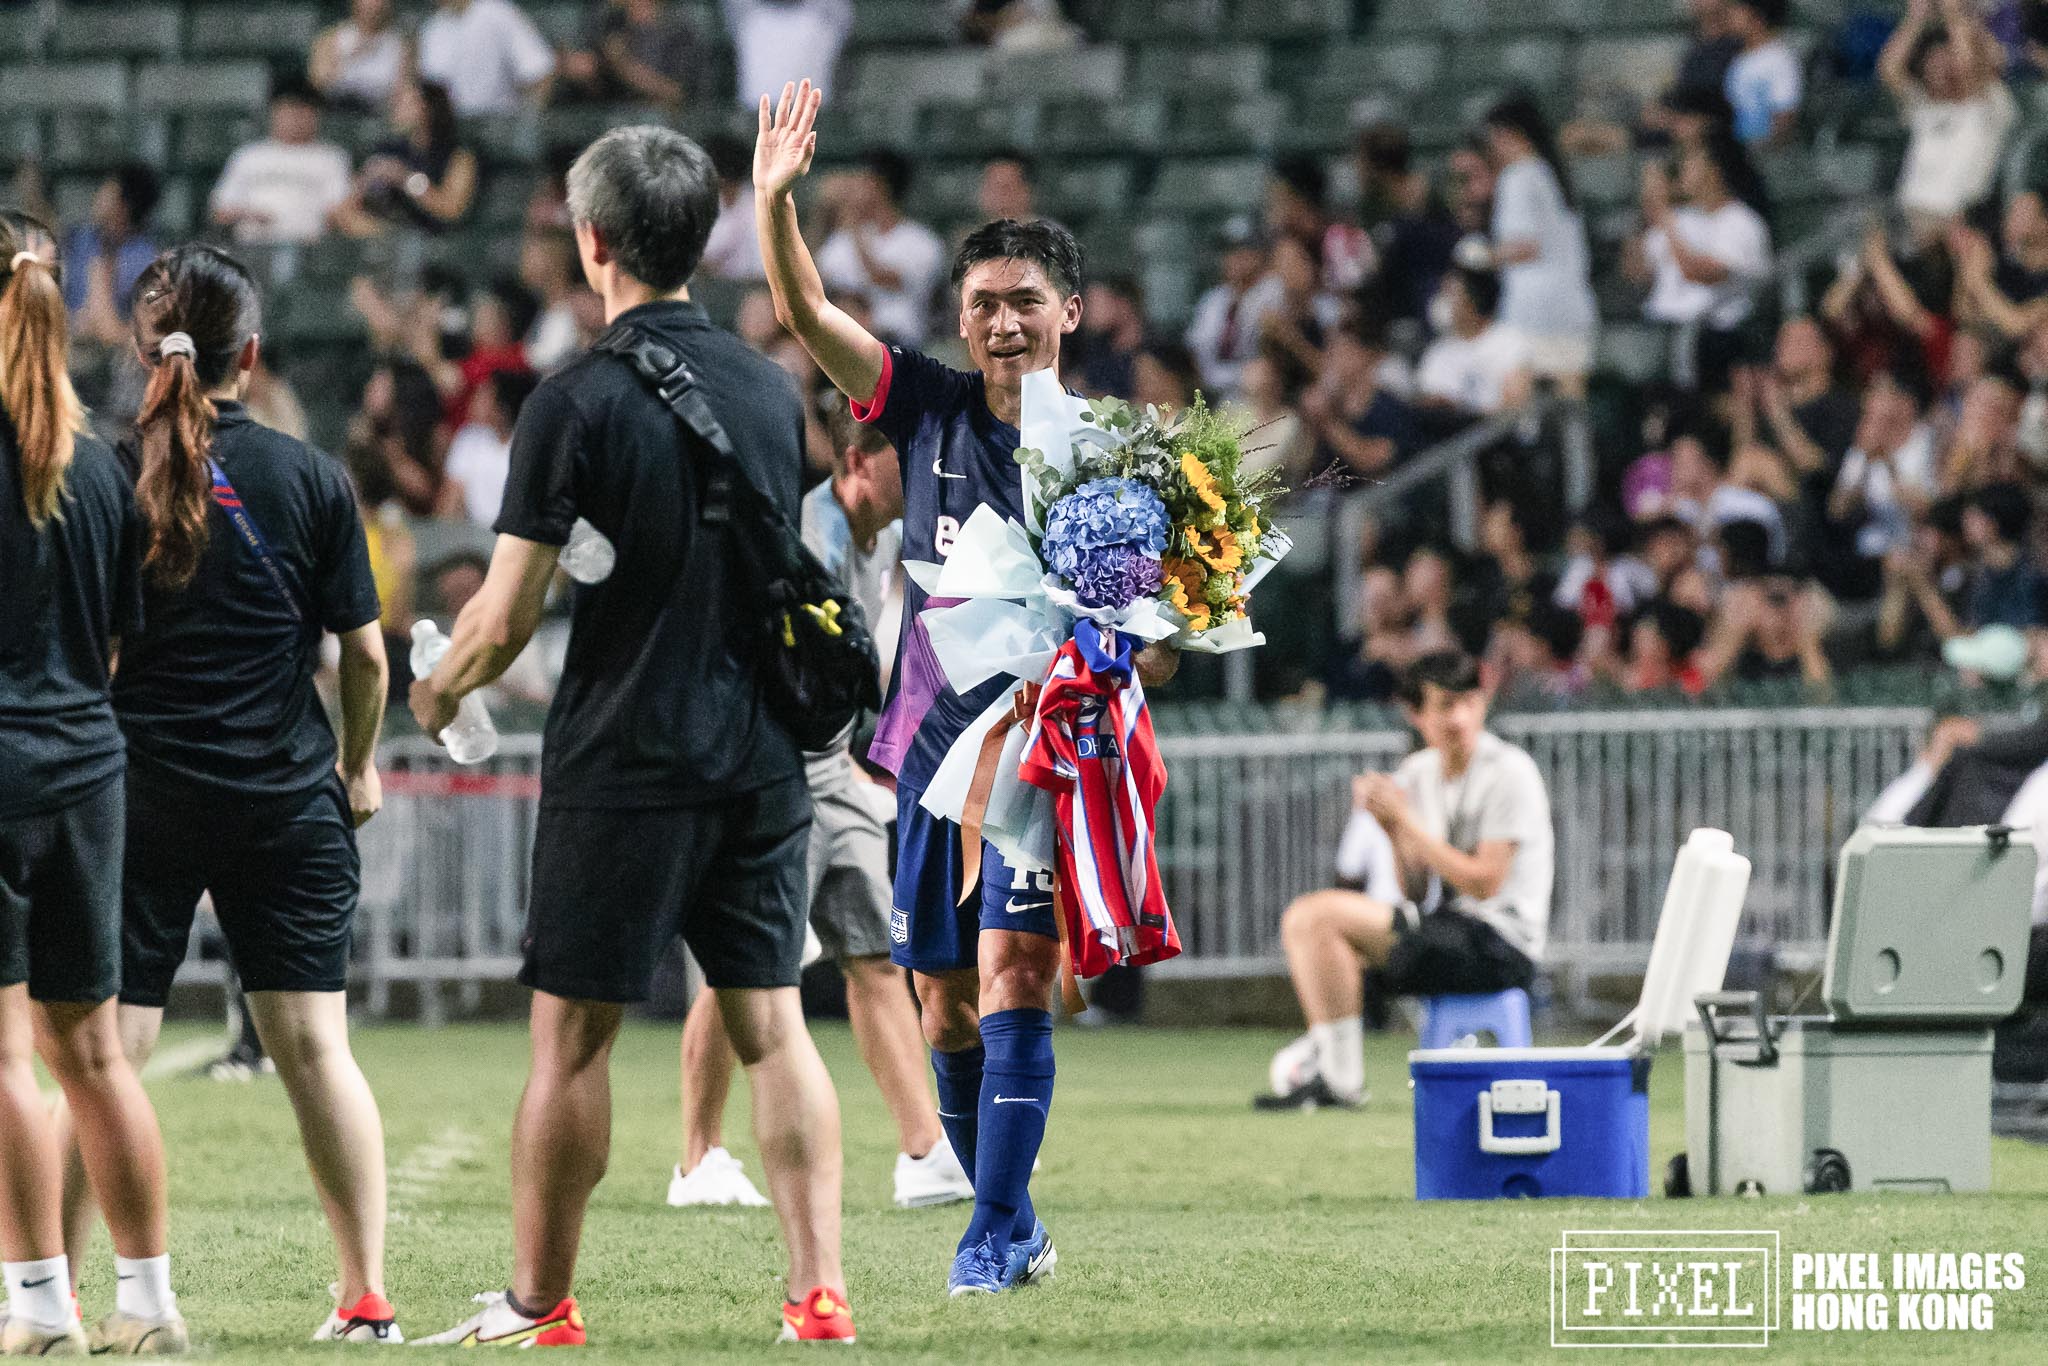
[955, 681, 1041, 908]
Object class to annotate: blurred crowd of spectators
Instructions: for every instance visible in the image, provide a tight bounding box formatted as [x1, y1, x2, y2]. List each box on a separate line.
[21, 0, 2048, 717]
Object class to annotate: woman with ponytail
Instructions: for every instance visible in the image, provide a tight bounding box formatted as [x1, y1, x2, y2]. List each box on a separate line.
[82, 245, 404, 1343]
[0, 214, 188, 1354]
[1482, 94, 1601, 397]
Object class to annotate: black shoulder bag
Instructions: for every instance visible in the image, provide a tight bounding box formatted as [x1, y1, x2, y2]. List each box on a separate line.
[593, 324, 882, 751]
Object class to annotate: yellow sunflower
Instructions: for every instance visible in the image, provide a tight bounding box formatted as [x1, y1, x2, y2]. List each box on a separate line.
[1161, 556, 1212, 630]
[1189, 527, 1245, 574]
[1180, 452, 1227, 525]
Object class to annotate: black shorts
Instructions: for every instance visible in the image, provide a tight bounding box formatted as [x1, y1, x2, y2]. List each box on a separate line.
[1380, 907, 1535, 997]
[121, 775, 361, 1008]
[0, 775, 124, 1004]
[523, 775, 811, 1003]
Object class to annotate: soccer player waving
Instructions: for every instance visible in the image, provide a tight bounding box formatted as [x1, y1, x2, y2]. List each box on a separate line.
[757, 79, 1174, 1297]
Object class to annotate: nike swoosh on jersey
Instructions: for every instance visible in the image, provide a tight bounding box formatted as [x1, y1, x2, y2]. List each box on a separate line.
[932, 456, 967, 480]
[1004, 898, 1052, 915]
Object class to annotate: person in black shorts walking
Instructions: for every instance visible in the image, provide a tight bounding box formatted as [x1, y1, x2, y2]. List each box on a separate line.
[411, 126, 852, 1348]
[0, 212, 188, 1355]
[64, 245, 404, 1345]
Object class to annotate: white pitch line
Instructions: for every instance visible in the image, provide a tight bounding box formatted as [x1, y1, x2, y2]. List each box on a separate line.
[388, 1124, 481, 1221]
[141, 1036, 230, 1080]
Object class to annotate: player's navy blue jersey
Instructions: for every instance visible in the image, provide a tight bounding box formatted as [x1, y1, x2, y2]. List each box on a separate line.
[855, 345, 1029, 791]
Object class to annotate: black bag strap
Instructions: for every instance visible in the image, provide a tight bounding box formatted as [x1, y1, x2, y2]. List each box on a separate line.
[593, 323, 789, 536]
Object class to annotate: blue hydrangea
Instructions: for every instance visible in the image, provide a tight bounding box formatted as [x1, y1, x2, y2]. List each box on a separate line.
[1070, 543, 1166, 610]
[1041, 478, 1169, 612]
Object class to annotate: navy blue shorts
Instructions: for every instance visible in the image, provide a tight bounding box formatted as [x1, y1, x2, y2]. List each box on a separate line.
[891, 783, 1057, 974]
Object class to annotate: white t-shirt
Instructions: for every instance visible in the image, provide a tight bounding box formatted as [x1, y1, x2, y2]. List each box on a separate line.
[1184, 281, 1266, 397]
[1897, 83, 2016, 220]
[702, 186, 766, 281]
[209, 140, 352, 245]
[1725, 39, 1802, 145]
[328, 22, 408, 107]
[721, 0, 853, 109]
[1833, 423, 1939, 558]
[1643, 200, 1772, 329]
[1415, 322, 1532, 415]
[1491, 158, 1597, 344]
[525, 304, 580, 373]
[444, 422, 512, 525]
[1394, 733, 1555, 961]
[418, 0, 556, 116]
[815, 218, 947, 346]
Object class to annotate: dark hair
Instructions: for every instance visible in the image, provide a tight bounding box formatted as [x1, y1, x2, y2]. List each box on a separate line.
[384, 358, 442, 468]
[1972, 482, 2033, 545]
[1652, 600, 1707, 658]
[1271, 155, 1328, 211]
[1980, 348, 2029, 398]
[1356, 122, 1412, 177]
[1873, 359, 1936, 412]
[1698, 125, 1770, 219]
[953, 217, 1085, 299]
[1908, 27, 1952, 81]
[489, 367, 539, 424]
[485, 275, 541, 342]
[1396, 648, 1484, 707]
[1729, 0, 1788, 27]
[269, 74, 323, 110]
[1583, 504, 1635, 560]
[701, 131, 752, 185]
[1530, 604, 1585, 663]
[416, 80, 459, 160]
[1636, 513, 1693, 550]
[1719, 518, 1775, 579]
[0, 210, 83, 529]
[1452, 263, 1501, 319]
[113, 162, 161, 228]
[1094, 272, 1144, 307]
[130, 245, 262, 588]
[565, 125, 719, 293]
[862, 149, 915, 208]
[1139, 339, 1199, 397]
[1483, 92, 1576, 211]
[821, 387, 894, 455]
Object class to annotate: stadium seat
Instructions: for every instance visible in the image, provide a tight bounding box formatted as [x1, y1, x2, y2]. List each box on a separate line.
[50, 4, 184, 62]
[906, 160, 982, 224]
[1376, 0, 1566, 39]
[186, 6, 320, 61]
[468, 113, 544, 169]
[0, 63, 130, 113]
[1158, 94, 1283, 156]
[1417, 989, 1533, 1050]
[134, 62, 272, 112]
[1296, 39, 1445, 101]
[1226, 0, 1349, 41]
[984, 46, 1126, 102]
[1146, 157, 1267, 216]
[0, 4, 47, 61]
[1571, 154, 1639, 211]
[914, 100, 1028, 158]
[1133, 44, 1268, 98]
[850, 0, 955, 46]
[171, 111, 261, 174]
[849, 50, 987, 109]
[1099, 0, 1227, 43]
[532, 3, 586, 50]
[1038, 160, 1135, 220]
[1596, 323, 1669, 386]
[1555, 0, 1691, 34]
[1037, 96, 1163, 155]
[49, 111, 171, 173]
[1447, 38, 1575, 100]
[1575, 36, 1690, 104]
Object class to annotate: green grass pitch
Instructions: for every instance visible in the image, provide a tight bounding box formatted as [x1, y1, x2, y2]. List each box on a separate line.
[78, 1021, 2048, 1361]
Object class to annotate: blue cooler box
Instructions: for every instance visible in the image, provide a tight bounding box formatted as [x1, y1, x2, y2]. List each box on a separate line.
[1410, 1046, 1651, 1199]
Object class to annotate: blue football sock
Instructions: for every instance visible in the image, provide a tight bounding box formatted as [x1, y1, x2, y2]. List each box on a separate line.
[930, 1044, 984, 1192]
[961, 1008, 1054, 1252]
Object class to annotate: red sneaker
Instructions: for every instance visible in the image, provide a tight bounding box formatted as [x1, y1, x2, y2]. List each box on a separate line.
[778, 1287, 856, 1344]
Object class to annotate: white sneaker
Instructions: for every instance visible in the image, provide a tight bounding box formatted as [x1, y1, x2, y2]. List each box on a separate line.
[88, 1307, 190, 1355]
[665, 1147, 771, 1208]
[893, 1137, 975, 1209]
[1, 1313, 89, 1355]
[413, 1291, 583, 1347]
[1269, 1032, 1319, 1096]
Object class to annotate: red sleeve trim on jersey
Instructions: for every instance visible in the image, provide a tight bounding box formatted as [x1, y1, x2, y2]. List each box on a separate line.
[849, 347, 893, 424]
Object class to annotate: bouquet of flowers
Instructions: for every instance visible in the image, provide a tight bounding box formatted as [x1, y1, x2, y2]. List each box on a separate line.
[1020, 394, 1289, 643]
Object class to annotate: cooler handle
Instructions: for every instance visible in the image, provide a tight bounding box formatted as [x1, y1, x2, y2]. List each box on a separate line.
[1477, 1079, 1561, 1155]
[1694, 990, 1779, 1066]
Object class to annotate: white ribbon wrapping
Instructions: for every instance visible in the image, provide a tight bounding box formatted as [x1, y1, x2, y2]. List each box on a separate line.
[914, 368, 1292, 861]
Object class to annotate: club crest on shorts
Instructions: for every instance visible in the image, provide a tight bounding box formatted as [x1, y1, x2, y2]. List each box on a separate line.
[890, 908, 909, 944]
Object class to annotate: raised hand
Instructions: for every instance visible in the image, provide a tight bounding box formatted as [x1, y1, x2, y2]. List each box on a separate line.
[755, 79, 823, 200]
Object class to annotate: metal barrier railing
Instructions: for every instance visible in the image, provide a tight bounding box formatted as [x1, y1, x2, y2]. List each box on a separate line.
[327, 708, 1929, 1015]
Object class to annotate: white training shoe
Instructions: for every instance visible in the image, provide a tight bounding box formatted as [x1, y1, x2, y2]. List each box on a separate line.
[311, 1286, 403, 1344]
[665, 1147, 771, 1208]
[2, 1313, 89, 1356]
[893, 1136, 976, 1209]
[1269, 1032, 1319, 1097]
[88, 1307, 190, 1355]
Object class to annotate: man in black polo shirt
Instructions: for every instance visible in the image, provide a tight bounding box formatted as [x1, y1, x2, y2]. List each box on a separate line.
[410, 125, 852, 1347]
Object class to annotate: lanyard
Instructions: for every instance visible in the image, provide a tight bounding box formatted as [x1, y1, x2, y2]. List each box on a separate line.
[208, 458, 304, 624]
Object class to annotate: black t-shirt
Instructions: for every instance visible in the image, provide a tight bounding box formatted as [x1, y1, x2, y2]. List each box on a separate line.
[495, 299, 804, 807]
[1, 428, 144, 819]
[1371, 199, 1462, 324]
[113, 403, 380, 801]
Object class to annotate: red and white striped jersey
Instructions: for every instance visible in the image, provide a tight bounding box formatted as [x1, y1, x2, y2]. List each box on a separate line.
[1019, 622, 1180, 978]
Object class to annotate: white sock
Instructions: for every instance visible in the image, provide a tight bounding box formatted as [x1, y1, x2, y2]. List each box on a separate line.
[114, 1254, 174, 1319]
[4, 1256, 71, 1329]
[1310, 1018, 1366, 1099]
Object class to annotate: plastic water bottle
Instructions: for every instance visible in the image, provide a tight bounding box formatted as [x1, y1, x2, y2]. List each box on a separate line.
[558, 517, 615, 584]
[408, 620, 499, 764]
